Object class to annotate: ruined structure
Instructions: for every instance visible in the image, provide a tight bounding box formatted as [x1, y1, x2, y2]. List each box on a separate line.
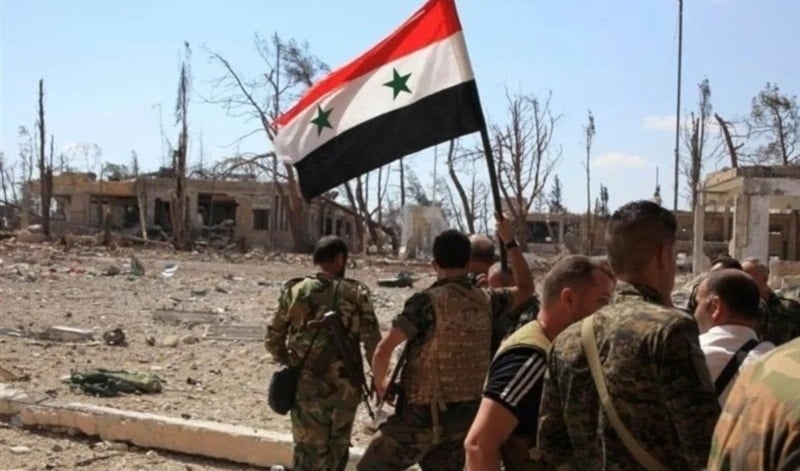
[25, 173, 363, 251]
[524, 166, 800, 269]
[693, 166, 800, 273]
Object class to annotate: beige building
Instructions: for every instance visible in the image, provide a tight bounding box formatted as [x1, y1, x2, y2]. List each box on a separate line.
[523, 166, 800, 265]
[25, 172, 363, 251]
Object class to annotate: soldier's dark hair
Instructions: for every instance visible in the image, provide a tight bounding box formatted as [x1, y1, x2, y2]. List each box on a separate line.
[704, 269, 760, 319]
[313, 236, 348, 265]
[711, 254, 743, 271]
[605, 200, 677, 276]
[433, 229, 471, 269]
[542, 255, 613, 306]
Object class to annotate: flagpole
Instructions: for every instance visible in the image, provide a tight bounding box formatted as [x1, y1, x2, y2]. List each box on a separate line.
[478, 124, 508, 271]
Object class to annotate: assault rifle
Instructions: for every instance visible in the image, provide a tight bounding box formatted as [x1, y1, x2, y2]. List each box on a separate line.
[375, 343, 410, 414]
[308, 311, 375, 420]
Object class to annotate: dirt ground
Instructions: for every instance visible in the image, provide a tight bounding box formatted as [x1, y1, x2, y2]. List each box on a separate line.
[0, 240, 439, 470]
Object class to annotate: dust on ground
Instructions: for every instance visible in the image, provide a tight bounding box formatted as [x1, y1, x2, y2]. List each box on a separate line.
[0, 240, 437, 469]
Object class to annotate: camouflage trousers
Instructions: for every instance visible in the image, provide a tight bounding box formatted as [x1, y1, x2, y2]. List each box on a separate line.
[357, 400, 479, 471]
[291, 375, 360, 471]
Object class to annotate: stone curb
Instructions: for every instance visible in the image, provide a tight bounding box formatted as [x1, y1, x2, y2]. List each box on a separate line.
[0, 385, 364, 469]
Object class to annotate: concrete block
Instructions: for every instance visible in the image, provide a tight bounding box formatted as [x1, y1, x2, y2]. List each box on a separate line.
[153, 309, 223, 326]
[0, 386, 364, 469]
[203, 324, 265, 341]
[770, 260, 800, 277]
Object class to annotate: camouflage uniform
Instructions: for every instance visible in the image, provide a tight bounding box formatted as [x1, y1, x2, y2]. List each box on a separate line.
[707, 337, 800, 470]
[537, 281, 721, 470]
[265, 274, 380, 471]
[358, 277, 514, 471]
[761, 292, 800, 346]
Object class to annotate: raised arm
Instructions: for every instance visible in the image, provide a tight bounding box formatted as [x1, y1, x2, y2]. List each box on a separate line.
[496, 215, 534, 310]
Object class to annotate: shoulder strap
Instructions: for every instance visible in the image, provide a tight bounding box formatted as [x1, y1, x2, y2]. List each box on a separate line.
[713, 338, 759, 396]
[581, 316, 668, 471]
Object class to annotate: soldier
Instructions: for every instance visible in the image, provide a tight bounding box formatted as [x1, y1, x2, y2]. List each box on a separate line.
[693, 269, 775, 403]
[464, 255, 615, 471]
[265, 236, 380, 471]
[742, 257, 800, 346]
[358, 216, 534, 471]
[486, 260, 540, 343]
[468, 234, 496, 287]
[683, 255, 742, 314]
[706, 337, 800, 470]
[538, 200, 720, 470]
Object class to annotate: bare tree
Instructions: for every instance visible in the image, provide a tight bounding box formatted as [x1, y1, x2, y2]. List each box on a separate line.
[594, 183, 609, 218]
[37, 80, 52, 238]
[171, 42, 193, 250]
[681, 78, 721, 209]
[492, 90, 562, 247]
[206, 33, 329, 252]
[0, 152, 8, 205]
[131, 150, 148, 240]
[583, 110, 596, 253]
[748, 82, 799, 165]
[443, 140, 482, 233]
[715, 113, 746, 169]
[548, 175, 565, 213]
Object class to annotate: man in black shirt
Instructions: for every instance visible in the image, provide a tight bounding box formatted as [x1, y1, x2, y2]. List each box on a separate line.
[464, 255, 615, 470]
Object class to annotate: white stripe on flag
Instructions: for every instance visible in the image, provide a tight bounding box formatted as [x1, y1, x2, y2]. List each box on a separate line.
[274, 32, 474, 164]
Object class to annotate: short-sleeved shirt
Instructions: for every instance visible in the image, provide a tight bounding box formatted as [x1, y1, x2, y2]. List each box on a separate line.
[483, 343, 547, 439]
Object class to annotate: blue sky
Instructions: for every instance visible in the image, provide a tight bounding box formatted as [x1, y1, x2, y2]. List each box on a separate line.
[2, 0, 798, 213]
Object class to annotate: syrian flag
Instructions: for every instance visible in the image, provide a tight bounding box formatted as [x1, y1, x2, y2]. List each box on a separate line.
[273, 0, 484, 200]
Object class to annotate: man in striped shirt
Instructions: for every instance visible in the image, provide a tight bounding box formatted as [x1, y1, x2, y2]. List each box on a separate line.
[464, 255, 615, 470]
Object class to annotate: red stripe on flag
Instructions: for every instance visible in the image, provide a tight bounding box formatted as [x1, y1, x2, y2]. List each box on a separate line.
[274, 0, 462, 127]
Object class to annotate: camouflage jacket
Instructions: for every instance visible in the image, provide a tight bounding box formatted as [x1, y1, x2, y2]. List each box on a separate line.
[538, 281, 721, 470]
[761, 292, 800, 346]
[707, 337, 800, 471]
[265, 273, 380, 382]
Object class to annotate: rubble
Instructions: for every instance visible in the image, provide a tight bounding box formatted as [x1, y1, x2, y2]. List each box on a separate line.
[153, 309, 222, 326]
[35, 326, 95, 343]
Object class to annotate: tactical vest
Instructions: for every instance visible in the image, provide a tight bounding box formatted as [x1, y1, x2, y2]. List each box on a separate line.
[494, 320, 551, 471]
[405, 282, 492, 406]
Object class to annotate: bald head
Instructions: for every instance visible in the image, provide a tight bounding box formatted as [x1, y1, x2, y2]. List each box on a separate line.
[469, 234, 496, 275]
[741, 257, 770, 301]
[694, 269, 761, 332]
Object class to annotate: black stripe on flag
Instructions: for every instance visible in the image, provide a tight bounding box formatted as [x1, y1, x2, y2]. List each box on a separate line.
[294, 80, 483, 200]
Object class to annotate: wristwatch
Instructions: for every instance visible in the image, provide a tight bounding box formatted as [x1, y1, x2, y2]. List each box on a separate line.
[504, 239, 519, 250]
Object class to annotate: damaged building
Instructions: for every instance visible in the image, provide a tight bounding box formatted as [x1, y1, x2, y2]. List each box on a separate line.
[24, 172, 363, 251]
[523, 166, 800, 267]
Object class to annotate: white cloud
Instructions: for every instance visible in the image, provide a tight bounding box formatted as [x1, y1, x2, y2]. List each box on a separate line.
[642, 114, 677, 132]
[593, 152, 647, 169]
[642, 114, 720, 132]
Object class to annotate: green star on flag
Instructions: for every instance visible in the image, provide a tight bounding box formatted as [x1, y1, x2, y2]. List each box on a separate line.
[383, 68, 412, 99]
[310, 105, 333, 136]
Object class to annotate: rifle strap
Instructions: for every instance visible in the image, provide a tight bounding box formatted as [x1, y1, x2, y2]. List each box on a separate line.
[581, 316, 668, 471]
[714, 338, 758, 396]
[297, 280, 342, 372]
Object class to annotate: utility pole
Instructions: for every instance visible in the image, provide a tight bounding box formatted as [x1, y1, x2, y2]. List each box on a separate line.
[673, 0, 683, 211]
